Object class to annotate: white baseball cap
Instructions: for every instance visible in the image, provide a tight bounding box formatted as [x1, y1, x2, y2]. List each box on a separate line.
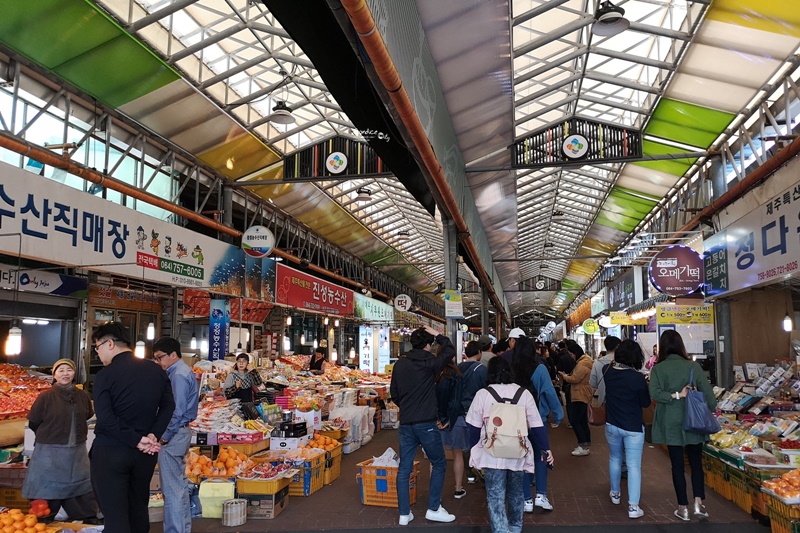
[508, 327, 526, 339]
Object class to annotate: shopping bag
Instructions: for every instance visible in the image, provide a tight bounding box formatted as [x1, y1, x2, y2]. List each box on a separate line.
[684, 366, 720, 435]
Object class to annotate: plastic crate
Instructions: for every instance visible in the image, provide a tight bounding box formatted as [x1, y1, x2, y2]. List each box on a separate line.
[751, 480, 772, 517]
[727, 467, 753, 513]
[768, 506, 800, 533]
[323, 453, 342, 485]
[766, 491, 800, 519]
[288, 464, 324, 497]
[356, 459, 418, 508]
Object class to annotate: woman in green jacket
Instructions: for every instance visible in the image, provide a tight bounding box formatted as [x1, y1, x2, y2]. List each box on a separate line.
[649, 330, 716, 522]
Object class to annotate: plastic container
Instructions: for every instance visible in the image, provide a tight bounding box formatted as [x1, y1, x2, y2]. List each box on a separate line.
[356, 459, 418, 508]
[199, 479, 235, 518]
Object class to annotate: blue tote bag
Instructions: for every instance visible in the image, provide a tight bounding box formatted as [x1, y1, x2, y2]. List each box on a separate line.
[684, 366, 720, 435]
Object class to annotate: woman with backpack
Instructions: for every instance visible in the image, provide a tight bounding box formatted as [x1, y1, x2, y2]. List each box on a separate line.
[511, 337, 563, 513]
[435, 361, 468, 499]
[466, 357, 554, 533]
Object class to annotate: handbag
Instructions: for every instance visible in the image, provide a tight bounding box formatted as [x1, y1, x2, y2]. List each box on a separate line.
[684, 366, 721, 435]
[588, 364, 609, 426]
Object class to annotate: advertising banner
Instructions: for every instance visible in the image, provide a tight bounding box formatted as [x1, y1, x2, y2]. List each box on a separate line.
[377, 326, 390, 374]
[608, 267, 644, 311]
[656, 304, 714, 325]
[359, 325, 374, 373]
[209, 299, 230, 361]
[444, 289, 464, 318]
[0, 162, 277, 298]
[609, 310, 648, 325]
[590, 288, 608, 316]
[354, 293, 394, 322]
[183, 289, 272, 324]
[275, 263, 354, 315]
[0, 263, 87, 297]
[649, 245, 704, 296]
[704, 182, 800, 295]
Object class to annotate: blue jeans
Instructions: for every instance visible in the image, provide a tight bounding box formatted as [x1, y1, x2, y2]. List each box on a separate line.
[522, 430, 548, 500]
[397, 422, 446, 515]
[605, 423, 644, 506]
[157, 426, 192, 533]
[484, 468, 524, 533]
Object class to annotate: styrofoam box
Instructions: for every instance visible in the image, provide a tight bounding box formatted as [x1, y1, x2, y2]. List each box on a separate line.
[270, 434, 311, 451]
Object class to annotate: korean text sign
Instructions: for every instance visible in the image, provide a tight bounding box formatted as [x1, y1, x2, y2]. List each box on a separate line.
[274, 263, 354, 315]
[209, 299, 230, 361]
[703, 183, 800, 295]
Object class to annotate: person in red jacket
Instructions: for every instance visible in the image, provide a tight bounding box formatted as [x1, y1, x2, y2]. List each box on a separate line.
[390, 326, 457, 526]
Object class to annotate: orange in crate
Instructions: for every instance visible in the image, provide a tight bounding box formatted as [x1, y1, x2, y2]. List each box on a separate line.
[356, 459, 418, 508]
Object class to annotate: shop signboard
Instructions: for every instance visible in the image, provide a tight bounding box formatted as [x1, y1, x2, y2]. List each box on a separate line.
[609, 310, 647, 325]
[377, 326, 390, 374]
[274, 263, 354, 315]
[582, 318, 599, 334]
[241, 225, 275, 258]
[359, 325, 374, 373]
[88, 285, 159, 312]
[209, 299, 230, 361]
[590, 288, 608, 316]
[649, 245, 704, 296]
[0, 163, 274, 298]
[444, 289, 463, 318]
[394, 294, 412, 312]
[0, 263, 87, 297]
[703, 182, 800, 295]
[607, 266, 643, 311]
[182, 289, 272, 324]
[354, 293, 394, 322]
[656, 304, 714, 325]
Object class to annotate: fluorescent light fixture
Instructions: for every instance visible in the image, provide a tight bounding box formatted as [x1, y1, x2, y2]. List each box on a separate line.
[22, 319, 37, 325]
[36, 320, 49, 326]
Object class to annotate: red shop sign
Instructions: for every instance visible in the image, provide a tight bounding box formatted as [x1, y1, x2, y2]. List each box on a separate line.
[275, 263, 354, 315]
[649, 245, 704, 296]
[183, 289, 272, 323]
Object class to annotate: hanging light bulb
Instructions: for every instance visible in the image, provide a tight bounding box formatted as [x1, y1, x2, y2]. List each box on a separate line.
[784, 314, 794, 332]
[313, 339, 318, 349]
[190, 335, 197, 350]
[283, 336, 290, 351]
[324, 317, 329, 326]
[5, 322, 22, 356]
[146, 321, 155, 340]
[235, 342, 243, 354]
[200, 338, 209, 355]
[331, 347, 338, 362]
[334, 318, 340, 327]
[349, 347, 356, 359]
[300, 333, 306, 345]
[135, 339, 146, 359]
[286, 316, 292, 326]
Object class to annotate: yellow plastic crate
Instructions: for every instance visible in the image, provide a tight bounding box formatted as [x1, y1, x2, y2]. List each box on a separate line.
[356, 459, 418, 508]
[323, 453, 342, 485]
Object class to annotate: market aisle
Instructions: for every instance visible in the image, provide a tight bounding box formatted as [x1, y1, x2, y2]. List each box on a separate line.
[152, 424, 762, 532]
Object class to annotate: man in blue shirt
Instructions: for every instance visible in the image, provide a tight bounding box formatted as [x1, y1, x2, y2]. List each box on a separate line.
[153, 337, 199, 533]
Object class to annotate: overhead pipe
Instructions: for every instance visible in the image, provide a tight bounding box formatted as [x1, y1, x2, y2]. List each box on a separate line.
[340, 0, 509, 325]
[0, 131, 405, 304]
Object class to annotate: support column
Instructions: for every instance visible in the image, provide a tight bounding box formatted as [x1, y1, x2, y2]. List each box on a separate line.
[715, 299, 733, 388]
[709, 155, 726, 202]
[221, 185, 233, 244]
[442, 218, 458, 344]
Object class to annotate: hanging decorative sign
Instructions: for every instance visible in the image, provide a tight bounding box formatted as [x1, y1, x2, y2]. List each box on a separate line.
[582, 318, 599, 334]
[209, 299, 230, 361]
[649, 245, 704, 296]
[562, 134, 589, 159]
[545, 321, 556, 333]
[394, 293, 413, 312]
[241, 225, 275, 258]
[325, 152, 347, 174]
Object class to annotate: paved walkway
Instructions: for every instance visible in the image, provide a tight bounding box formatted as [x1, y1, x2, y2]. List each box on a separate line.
[150, 423, 764, 532]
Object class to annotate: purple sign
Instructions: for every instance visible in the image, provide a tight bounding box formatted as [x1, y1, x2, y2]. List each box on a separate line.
[649, 245, 704, 296]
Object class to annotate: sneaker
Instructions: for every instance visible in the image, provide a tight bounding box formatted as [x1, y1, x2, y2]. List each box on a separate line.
[609, 491, 621, 505]
[426, 506, 456, 523]
[693, 502, 710, 520]
[535, 494, 553, 511]
[454, 489, 466, 499]
[571, 446, 590, 456]
[399, 512, 414, 526]
[524, 500, 534, 513]
[628, 505, 644, 519]
[674, 508, 690, 522]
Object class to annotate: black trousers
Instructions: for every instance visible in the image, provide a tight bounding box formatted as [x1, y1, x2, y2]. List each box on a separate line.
[90, 445, 157, 533]
[46, 492, 99, 521]
[567, 401, 591, 446]
[667, 443, 705, 505]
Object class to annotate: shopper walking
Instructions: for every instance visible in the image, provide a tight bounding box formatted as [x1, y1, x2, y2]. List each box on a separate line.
[458, 340, 488, 486]
[435, 361, 467, 498]
[511, 337, 563, 513]
[90, 322, 175, 533]
[390, 326, 457, 525]
[466, 357, 554, 533]
[604, 340, 650, 519]
[559, 340, 593, 456]
[478, 335, 495, 366]
[22, 358, 99, 523]
[590, 336, 620, 406]
[649, 329, 716, 521]
[153, 337, 199, 533]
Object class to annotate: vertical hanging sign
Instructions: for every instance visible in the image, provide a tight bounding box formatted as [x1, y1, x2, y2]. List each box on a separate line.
[359, 325, 374, 374]
[209, 299, 230, 361]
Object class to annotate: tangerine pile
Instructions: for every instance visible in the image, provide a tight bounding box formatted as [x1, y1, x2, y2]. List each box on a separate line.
[0, 508, 46, 533]
[302, 434, 339, 451]
[185, 446, 252, 478]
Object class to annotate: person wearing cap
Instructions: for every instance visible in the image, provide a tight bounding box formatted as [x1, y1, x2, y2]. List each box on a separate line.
[22, 358, 100, 523]
[90, 321, 175, 533]
[153, 337, 199, 533]
[478, 335, 495, 367]
[308, 346, 326, 375]
[501, 328, 526, 363]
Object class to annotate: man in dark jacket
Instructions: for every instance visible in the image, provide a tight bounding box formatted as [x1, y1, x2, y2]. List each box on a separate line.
[390, 326, 456, 526]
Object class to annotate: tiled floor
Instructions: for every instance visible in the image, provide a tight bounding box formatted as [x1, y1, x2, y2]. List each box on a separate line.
[150, 423, 762, 532]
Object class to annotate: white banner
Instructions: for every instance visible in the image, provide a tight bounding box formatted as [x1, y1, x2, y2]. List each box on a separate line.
[0, 162, 249, 294]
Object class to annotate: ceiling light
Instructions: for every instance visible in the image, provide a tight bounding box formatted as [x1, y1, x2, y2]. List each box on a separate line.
[134, 339, 146, 359]
[592, 1, 630, 37]
[552, 210, 567, 221]
[268, 101, 295, 124]
[22, 319, 37, 325]
[146, 321, 155, 340]
[355, 187, 372, 202]
[784, 314, 794, 332]
[190, 335, 197, 350]
[543, 242, 555, 248]
[4, 322, 21, 356]
[36, 320, 49, 325]
[397, 230, 411, 242]
[540, 263, 549, 269]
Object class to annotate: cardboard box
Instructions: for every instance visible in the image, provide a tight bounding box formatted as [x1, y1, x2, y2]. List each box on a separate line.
[270, 435, 311, 451]
[293, 410, 321, 431]
[150, 468, 161, 492]
[192, 432, 218, 446]
[242, 486, 289, 519]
